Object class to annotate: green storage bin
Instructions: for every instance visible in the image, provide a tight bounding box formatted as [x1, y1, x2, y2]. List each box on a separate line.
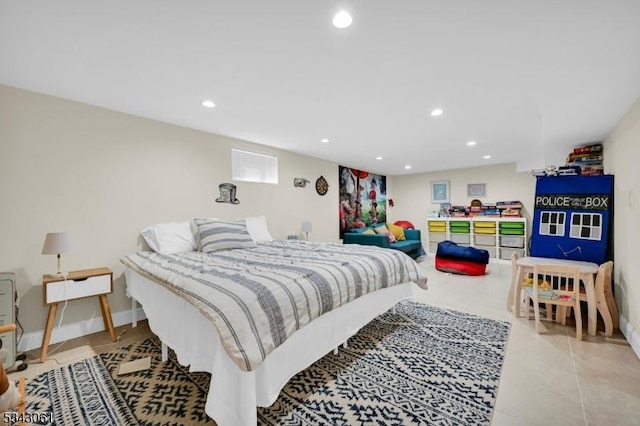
[500, 228, 525, 235]
[450, 228, 471, 234]
[449, 221, 470, 229]
[450, 221, 470, 226]
[449, 222, 470, 234]
[499, 222, 525, 229]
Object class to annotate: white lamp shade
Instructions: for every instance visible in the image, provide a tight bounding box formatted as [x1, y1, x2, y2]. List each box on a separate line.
[301, 221, 313, 233]
[42, 232, 72, 255]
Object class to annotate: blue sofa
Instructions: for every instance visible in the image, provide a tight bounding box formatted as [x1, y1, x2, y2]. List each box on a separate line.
[343, 227, 425, 259]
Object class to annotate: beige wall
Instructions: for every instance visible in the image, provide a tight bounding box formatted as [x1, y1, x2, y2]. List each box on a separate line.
[0, 85, 339, 338]
[388, 162, 536, 241]
[604, 96, 640, 353]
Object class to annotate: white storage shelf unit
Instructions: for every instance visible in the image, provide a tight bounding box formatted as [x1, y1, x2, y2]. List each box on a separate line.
[426, 217, 527, 261]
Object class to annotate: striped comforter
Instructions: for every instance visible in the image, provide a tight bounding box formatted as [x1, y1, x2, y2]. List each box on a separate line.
[121, 240, 427, 371]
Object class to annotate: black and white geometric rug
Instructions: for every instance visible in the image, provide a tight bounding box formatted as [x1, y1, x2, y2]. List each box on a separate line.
[258, 302, 510, 425]
[24, 337, 214, 426]
[23, 302, 510, 425]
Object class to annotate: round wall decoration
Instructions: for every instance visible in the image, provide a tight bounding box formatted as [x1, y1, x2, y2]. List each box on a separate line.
[315, 175, 329, 196]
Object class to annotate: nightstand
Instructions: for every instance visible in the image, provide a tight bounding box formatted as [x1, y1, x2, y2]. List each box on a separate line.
[40, 267, 117, 362]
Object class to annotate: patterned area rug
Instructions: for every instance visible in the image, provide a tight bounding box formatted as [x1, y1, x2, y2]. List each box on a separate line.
[23, 302, 509, 425]
[24, 337, 214, 426]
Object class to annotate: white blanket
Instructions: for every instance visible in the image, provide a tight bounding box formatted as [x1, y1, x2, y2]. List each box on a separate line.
[121, 240, 427, 372]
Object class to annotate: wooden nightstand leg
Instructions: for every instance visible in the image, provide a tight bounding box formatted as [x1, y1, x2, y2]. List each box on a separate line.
[99, 294, 117, 341]
[40, 303, 58, 362]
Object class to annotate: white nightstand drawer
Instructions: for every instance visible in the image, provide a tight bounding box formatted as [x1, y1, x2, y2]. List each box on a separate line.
[45, 274, 111, 304]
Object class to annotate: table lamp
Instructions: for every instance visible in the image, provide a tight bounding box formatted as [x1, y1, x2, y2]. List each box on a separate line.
[42, 232, 72, 276]
[301, 221, 313, 241]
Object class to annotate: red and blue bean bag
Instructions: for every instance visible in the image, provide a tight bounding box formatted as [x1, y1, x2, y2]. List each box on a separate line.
[435, 240, 489, 276]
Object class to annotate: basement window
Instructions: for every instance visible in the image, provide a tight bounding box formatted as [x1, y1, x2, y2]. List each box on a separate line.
[231, 149, 278, 184]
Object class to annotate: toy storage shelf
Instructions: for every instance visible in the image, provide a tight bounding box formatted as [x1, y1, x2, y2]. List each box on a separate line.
[426, 217, 527, 261]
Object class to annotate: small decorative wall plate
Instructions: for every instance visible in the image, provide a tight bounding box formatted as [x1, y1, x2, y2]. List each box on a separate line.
[315, 175, 329, 196]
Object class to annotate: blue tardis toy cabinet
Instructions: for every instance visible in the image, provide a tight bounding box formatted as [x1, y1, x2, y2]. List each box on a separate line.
[530, 175, 613, 264]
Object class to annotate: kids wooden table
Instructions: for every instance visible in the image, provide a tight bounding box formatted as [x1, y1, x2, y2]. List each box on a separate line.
[513, 257, 613, 337]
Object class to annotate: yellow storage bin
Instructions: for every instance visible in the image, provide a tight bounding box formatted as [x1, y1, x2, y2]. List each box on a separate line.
[474, 228, 496, 235]
[474, 221, 497, 229]
[427, 220, 446, 226]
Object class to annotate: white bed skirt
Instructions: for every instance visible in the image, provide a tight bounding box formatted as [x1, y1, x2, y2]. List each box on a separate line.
[125, 268, 415, 426]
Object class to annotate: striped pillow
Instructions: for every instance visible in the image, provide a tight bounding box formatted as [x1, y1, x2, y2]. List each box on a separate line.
[193, 219, 257, 253]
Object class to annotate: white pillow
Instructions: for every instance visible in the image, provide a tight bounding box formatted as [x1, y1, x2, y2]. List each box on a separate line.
[140, 221, 196, 254]
[245, 216, 273, 242]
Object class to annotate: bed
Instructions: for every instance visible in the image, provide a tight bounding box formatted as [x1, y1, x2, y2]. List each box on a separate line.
[121, 222, 427, 425]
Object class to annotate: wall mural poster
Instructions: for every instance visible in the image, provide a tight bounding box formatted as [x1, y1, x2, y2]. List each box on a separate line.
[339, 166, 387, 238]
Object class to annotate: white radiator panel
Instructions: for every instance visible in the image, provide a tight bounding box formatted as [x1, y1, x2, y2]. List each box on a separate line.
[0, 273, 16, 368]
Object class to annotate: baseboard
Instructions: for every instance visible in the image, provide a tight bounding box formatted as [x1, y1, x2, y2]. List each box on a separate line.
[620, 314, 640, 360]
[17, 308, 147, 353]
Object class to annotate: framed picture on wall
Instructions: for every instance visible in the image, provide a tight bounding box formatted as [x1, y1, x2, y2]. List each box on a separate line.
[467, 183, 486, 198]
[431, 180, 450, 203]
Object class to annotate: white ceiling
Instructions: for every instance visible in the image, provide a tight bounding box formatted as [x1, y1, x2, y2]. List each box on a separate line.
[2, 1, 639, 176]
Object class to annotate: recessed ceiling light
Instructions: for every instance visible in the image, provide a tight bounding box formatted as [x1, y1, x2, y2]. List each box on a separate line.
[376, 156, 383, 160]
[202, 100, 215, 108]
[430, 108, 443, 117]
[333, 11, 353, 28]
[467, 141, 477, 146]
[405, 165, 412, 170]
[483, 155, 491, 159]
[321, 138, 329, 143]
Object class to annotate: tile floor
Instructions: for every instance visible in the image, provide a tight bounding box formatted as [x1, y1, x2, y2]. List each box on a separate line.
[9, 256, 640, 425]
[412, 256, 640, 426]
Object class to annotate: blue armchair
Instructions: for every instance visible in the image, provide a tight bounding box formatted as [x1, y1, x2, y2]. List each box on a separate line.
[343, 227, 425, 259]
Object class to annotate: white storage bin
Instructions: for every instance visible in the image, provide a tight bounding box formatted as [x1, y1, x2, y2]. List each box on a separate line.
[474, 235, 496, 246]
[483, 247, 497, 258]
[500, 247, 525, 260]
[450, 234, 470, 244]
[500, 235, 525, 248]
[429, 232, 447, 243]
